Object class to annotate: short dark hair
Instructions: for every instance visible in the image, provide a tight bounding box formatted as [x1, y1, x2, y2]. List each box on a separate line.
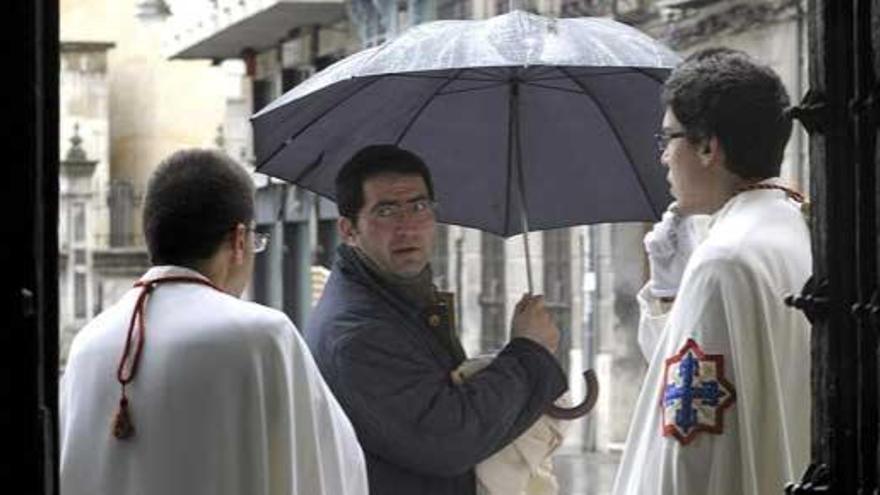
[334, 145, 434, 219]
[662, 47, 792, 179]
[143, 149, 255, 266]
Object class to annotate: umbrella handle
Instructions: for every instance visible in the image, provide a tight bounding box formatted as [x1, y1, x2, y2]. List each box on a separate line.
[545, 369, 599, 420]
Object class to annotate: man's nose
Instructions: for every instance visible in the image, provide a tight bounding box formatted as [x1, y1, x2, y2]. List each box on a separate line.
[660, 147, 671, 167]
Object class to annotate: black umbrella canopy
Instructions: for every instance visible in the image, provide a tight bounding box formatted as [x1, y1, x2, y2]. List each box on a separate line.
[253, 11, 679, 237]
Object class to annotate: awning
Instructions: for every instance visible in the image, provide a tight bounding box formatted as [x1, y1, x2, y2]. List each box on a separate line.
[167, 0, 345, 60]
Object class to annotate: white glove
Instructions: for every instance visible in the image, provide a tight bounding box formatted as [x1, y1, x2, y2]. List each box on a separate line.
[644, 203, 700, 299]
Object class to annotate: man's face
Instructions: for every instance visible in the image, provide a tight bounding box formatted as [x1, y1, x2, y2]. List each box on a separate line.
[660, 108, 715, 215]
[340, 172, 436, 278]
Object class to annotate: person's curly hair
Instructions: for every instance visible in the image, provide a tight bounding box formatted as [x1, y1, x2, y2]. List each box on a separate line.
[662, 47, 792, 180]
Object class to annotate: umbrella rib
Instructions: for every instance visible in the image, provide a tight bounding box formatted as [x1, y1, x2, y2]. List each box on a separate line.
[503, 78, 516, 238]
[255, 76, 384, 172]
[556, 66, 661, 219]
[437, 81, 509, 96]
[289, 151, 325, 185]
[465, 67, 505, 79]
[388, 72, 499, 82]
[631, 66, 667, 84]
[520, 81, 587, 95]
[520, 66, 556, 80]
[525, 68, 642, 82]
[394, 69, 464, 146]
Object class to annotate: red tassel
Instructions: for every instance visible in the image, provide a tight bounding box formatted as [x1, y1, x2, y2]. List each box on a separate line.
[112, 276, 222, 441]
[112, 395, 135, 439]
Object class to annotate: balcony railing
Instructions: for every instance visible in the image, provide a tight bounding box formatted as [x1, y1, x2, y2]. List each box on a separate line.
[558, 0, 649, 19]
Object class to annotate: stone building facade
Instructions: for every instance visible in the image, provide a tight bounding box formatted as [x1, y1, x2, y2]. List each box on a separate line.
[58, 0, 239, 366]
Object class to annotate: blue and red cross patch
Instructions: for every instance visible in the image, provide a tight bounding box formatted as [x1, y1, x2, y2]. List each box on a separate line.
[660, 338, 736, 445]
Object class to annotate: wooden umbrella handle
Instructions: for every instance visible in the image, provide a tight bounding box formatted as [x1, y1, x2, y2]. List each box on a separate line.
[545, 369, 600, 420]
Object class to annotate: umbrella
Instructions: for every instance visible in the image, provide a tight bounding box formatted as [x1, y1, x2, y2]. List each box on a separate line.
[253, 10, 679, 292]
[252, 10, 680, 419]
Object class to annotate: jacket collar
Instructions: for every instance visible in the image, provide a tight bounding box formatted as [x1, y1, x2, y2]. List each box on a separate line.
[335, 244, 428, 321]
[334, 244, 465, 365]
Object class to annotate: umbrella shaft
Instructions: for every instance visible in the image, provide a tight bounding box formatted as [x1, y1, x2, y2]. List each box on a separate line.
[509, 77, 533, 294]
[521, 216, 533, 294]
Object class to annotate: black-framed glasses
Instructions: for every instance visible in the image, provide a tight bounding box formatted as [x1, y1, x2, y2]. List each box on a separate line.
[368, 199, 438, 222]
[654, 130, 687, 154]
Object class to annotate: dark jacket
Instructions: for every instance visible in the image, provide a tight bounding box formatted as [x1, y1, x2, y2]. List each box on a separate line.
[305, 245, 567, 495]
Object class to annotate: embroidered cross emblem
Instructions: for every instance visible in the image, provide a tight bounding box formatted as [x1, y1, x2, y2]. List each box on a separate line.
[661, 338, 736, 445]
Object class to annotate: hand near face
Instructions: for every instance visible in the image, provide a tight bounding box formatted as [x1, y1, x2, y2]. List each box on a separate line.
[644, 202, 700, 299]
[511, 294, 560, 355]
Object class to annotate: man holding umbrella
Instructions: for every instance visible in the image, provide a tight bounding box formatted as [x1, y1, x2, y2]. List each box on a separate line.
[305, 144, 568, 495]
[613, 48, 811, 494]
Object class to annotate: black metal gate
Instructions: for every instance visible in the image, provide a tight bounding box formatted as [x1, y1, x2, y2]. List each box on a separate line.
[785, 1, 880, 492]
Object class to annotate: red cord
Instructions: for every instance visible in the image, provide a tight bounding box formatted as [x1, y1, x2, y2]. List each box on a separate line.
[112, 275, 222, 439]
[735, 183, 805, 203]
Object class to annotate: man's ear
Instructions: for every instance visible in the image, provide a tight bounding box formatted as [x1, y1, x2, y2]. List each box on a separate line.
[338, 216, 357, 245]
[231, 223, 247, 264]
[699, 135, 723, 168]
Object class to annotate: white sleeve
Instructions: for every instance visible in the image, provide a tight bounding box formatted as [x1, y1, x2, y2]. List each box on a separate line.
[657, 258, 750, 495]
[637, 283, 671, 362]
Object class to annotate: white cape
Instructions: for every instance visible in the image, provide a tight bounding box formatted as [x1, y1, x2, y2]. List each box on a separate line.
[613, 188, 812, 495]
[60, 266, 368, 495]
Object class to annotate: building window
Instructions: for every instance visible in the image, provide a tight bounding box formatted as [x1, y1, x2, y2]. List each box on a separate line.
[252, 78, 276, 115]
[350, 0, 393, 47]
[108, 179, 136, 247]
[559, 0, 612, 17]
[437, 0, 471, 20]
[74, 272, 87, 319]
[432, 224, 450, 290]
[496, 0, 538, 14]
[282, 67, 311, 92]
[479, 232, 506, 352]
[72, 202, 86, 243]
[363, 17, 390, 48]
[543, 228, 572, 371]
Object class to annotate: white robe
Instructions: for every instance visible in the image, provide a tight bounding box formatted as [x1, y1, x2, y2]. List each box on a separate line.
[613, 187, 812, 495]
[60, 265, 369, 495]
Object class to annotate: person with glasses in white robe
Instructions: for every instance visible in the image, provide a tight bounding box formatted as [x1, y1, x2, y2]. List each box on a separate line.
[613, 48, 812, 495]
[60, 149, 368, 495]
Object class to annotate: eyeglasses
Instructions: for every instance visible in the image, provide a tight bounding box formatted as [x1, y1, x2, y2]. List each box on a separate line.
[367, 199, 438, 222]
[654, 129, 687, 154]
[251, 229, 270, 253]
